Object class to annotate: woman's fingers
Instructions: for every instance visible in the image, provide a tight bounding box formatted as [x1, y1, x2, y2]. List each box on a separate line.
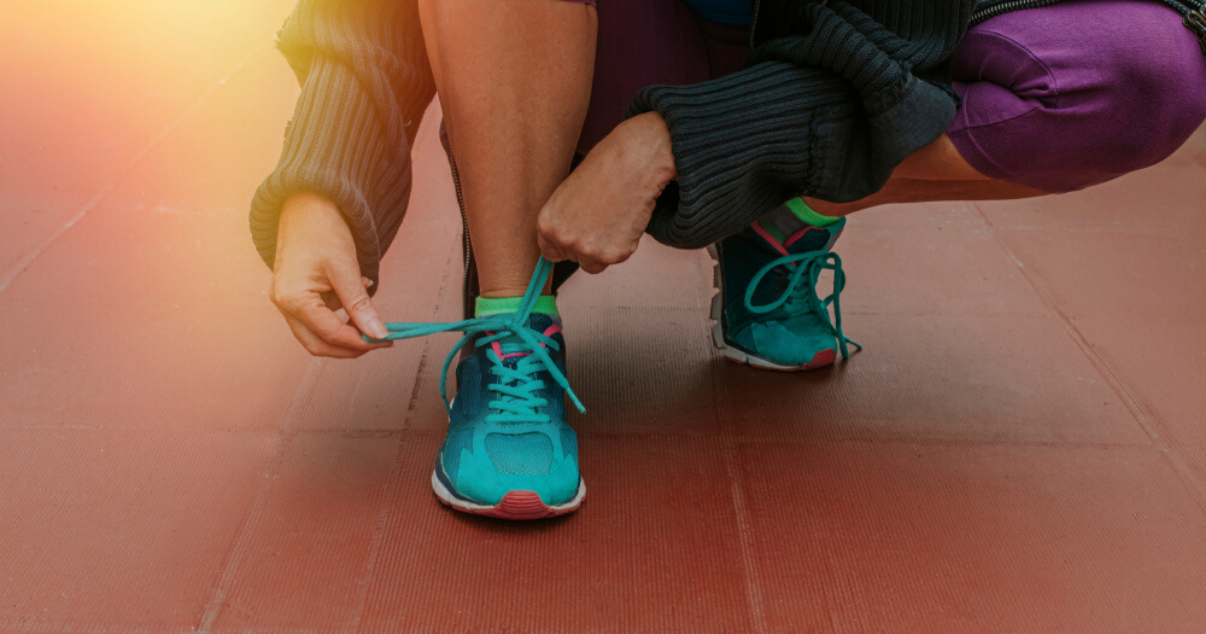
[536, 230, 570, 263]
[327, 259, 390, 340]
[271, 279, 391, 355]
[536, 113, 675, 273]
[294, 296, 389, 351]
[281, 313, 367, 359]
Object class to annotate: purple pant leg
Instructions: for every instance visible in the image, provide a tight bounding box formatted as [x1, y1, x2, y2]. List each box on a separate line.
[578, 1, 749, 154]
[948, 0, 1206, 193]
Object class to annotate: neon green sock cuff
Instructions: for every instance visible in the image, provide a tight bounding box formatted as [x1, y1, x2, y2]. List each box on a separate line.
[475, 295, 559, 318]
[785, 197, 841, 227]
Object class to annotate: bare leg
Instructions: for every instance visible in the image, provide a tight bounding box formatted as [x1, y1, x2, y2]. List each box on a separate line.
[806, 134, 1048, 216]
[418, 0, 596, 298]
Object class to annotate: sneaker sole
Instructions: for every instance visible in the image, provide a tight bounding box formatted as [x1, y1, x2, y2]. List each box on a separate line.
[431, 469, 585, 521]
[707, 244, 837, 372]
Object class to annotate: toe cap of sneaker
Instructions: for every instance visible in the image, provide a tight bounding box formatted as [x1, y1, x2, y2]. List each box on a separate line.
[454, 449, 581, 507]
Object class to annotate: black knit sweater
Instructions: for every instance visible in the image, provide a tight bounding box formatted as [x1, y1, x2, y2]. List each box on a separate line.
[629, 0, 975, 248]
[249, 0, 1206, 282]
[249, 0, 436, 285]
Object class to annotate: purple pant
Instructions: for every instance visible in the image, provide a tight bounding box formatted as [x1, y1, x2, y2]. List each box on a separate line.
[573, 0, 1206, 194]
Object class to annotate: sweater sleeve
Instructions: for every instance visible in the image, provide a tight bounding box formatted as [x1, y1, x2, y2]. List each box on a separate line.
[249, 0, 437, 287]
[627, 0, 972, 249]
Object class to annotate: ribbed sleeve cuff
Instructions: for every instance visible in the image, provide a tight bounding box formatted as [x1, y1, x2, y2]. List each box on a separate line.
[627, 0, 961, 249]
[249, 53, 413, 286]
[629, 68, 955, 250]
[628, 61, 855, 249]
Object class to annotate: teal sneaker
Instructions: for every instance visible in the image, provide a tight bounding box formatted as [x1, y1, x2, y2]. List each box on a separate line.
[709, 203, 860, 371]
[368, 259, 585, 520]
[432, 308, 583, 519]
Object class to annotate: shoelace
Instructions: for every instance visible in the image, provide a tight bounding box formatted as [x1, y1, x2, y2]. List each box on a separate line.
[742, 249, 862, 359]
[365, 256, 585, 421]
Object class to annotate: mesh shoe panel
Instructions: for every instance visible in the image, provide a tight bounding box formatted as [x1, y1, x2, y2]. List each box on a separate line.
[484, 432, 554, 475]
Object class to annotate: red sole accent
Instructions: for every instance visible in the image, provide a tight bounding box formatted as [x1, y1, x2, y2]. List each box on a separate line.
[438, 490, 580, 521]
[727, 348, 837, 372]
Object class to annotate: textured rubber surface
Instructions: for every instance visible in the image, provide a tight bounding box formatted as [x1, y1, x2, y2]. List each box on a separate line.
[4, 2, 1206, 631]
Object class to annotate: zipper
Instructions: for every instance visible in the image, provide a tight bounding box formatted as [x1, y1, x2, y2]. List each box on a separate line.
[970, 0, 1062, 26]
[972, 0, 1206, 26]
[1187, 5, 1206, 55]
[749, 0, 761, 50]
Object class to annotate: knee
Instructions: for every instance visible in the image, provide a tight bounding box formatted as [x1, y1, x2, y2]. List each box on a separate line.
[951, 5, 1206, 192]
[1072, 9, 1206, 161]
[1085, 41, 1206, 173]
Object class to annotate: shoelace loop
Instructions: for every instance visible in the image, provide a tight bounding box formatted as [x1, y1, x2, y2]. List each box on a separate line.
[742, 249, 862, 359]
[364, 257, 585, 418]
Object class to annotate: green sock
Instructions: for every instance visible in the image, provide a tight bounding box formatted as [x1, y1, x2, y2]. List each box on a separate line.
[475, 294, 559, 318]
[784, 197, 841, 227]
[755, 197, 841, 243]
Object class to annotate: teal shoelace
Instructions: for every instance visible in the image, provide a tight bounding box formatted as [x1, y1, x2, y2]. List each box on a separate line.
[742, 249, 862, 359]
[365, 256, 585, 420]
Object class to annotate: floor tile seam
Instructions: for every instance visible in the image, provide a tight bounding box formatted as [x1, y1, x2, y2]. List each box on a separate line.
[971, 202, 1171, 446]
[345, 241, 457, 634]
[0, 425, 740, 439]
[0, 425, 1157, 452]
[5, 296, 275, 308]
[0, 626, 354, 634]
[0, 424, 293, 435]
[689, 248, 773, 633]
[705, 341, 771, 633]
[705, 353, 842, 631]
[720, 441, 771, 634]
[730, 434, 1158, 452]
[992, 224, 1204, 239]
[194, 356, 326, 634]
[341, 374, 419, 634]
[0, 40, 273, 296]
[840, 309, 1051, 318]
[0, 622, 201, 634]
[1157, 450, 1206, 521]
[973, 204, 1206, 519]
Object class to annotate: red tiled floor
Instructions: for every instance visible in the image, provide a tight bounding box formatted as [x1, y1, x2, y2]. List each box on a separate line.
[739, 442, 1206, 633]
[0, 1, 291, 281]
[840, 203, 1050, 317]
[356, 433, 755, 634]
[3, 1, 1206, 632]
[0, 428, 274, 632]
[209, 434, 403, 633]
[989, 227, 1206, 447]
[0, 299, 310, 430]
[713, 313, 1147, 446]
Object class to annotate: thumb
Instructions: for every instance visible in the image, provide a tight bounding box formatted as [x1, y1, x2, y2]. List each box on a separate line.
[329, 261, 389, 340]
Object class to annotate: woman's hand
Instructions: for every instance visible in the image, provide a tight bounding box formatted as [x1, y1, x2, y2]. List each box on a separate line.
[269, 193, 392, 358]
[537, 112, 676, 274]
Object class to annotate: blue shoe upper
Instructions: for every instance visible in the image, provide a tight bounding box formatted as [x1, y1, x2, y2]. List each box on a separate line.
[437, 311, 580, 506]
[717, 217, 860, 367]
[365, 257, 582, 507]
